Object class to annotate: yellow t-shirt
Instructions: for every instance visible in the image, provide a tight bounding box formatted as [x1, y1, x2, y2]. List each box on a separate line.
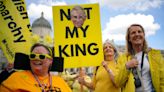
[93, 60, 121, 92]
[0, 70, 72, 92]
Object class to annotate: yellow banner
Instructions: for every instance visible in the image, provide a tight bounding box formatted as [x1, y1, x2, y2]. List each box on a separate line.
[53, 4, 103, 68]
[0, 0, 32, 63]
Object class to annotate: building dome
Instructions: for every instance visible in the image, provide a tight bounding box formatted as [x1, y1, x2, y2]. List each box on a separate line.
[32, 12, 51, 29]
[31, 12, 52, 39]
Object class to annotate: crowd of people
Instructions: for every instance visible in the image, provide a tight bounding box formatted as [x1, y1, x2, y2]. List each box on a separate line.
[0, 23, 163, 92]
[0, 4, 164, 92]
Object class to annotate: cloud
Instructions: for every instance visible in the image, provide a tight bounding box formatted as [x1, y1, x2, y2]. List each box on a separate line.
[38, 0, 67, 6]
[131, 0, 163, 11]
[27, 1, 67, 23]
[87, 0, 164, 11]
[102, 13, 160, 42]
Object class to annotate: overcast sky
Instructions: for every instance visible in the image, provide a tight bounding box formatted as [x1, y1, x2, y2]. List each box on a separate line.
[25, 0, 164, 50]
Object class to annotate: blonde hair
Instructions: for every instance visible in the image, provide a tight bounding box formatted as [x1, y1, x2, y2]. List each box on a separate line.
[125, 24, 148, 56]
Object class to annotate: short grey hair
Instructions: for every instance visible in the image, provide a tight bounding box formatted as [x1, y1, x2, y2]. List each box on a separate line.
[71, 5, 86, 19]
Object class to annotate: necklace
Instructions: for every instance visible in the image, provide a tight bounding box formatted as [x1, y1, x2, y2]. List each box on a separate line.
[31, 71, 52, 92]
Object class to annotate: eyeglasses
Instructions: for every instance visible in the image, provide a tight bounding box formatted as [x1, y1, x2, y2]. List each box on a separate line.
[29, 53, 52, 60]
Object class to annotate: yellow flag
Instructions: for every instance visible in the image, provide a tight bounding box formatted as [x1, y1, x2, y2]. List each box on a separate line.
[53, 3, 103, 68]
[0, 0, 32, 63]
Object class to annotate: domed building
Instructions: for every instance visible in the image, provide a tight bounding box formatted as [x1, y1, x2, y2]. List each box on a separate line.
[0, 12, 54, 72]
[32, 12, 52, 39]
[31, 12, 53, 47]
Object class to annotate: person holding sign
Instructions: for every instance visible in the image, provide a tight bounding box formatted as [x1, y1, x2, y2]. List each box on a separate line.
[78, 40, 121, 92]
[0, 43, 72, 92]
[71, 5, 86, 28]
[115, 24, 164, 92]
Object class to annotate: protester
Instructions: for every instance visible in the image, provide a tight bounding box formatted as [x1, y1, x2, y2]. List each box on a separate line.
[72, 68, 91, 92]
[115, 24, 164, 92]
[71, 5, 86, 28]
[78, 39, 121, 92]
[59, 69, 78, 88]
[0, 63, 15, 84]
[0, 43, 72, 92]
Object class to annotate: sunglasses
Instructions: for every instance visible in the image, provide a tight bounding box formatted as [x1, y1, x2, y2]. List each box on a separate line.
[29, 53, 52, 60]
